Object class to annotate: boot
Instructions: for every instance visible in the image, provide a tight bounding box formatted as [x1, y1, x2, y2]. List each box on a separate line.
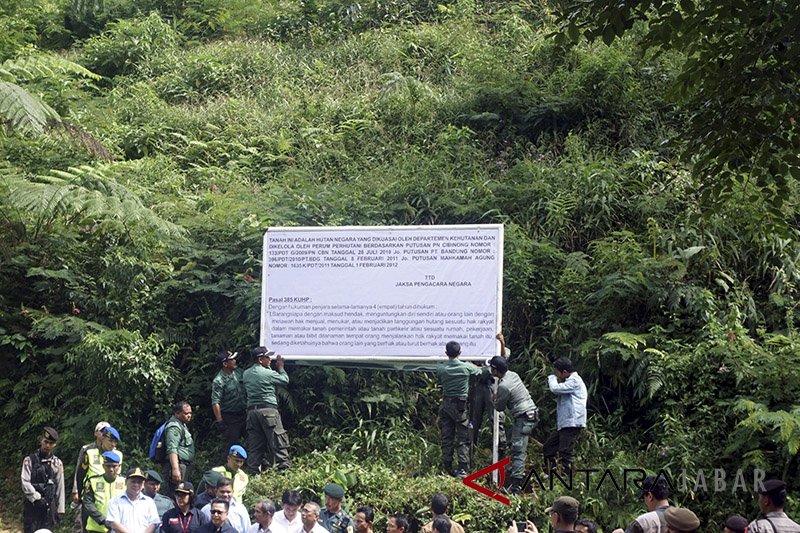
[452, 464, 469, 479]
[561, 460, 574, 478]
[443, 463, 453, 477]
[544, 457, 558, 479]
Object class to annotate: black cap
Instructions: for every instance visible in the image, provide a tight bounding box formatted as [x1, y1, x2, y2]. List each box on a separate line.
[175, 481, 194, 495]
[759, 479, 786, 494]
[724, 515, 748, 533]
[126, 467, 147, 480]
[489, 356, 508, 373]
[252, 346, 275, 359]
[216, 350, 238, 365]
[42, 426, 59, 442]
[145, 470, 163, 483]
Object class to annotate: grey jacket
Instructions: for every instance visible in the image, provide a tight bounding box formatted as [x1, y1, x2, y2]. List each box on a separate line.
[495, 371, 537, 418]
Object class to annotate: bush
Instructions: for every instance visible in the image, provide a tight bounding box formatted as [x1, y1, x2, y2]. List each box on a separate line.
[81, 12, 180, 77]
[246, 450, 547, 533]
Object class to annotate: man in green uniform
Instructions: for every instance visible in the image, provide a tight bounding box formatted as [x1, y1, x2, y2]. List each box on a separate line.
[163, 401, 196, 498]
[211, 350, 247, 461]
[210, 446, 249, 502]
[82, 451, 126, 533]
[144, 470, 175, 520]
[195, 471, 223, 510]
[319, 483, 353, 533]
[243, 347, 290, 472]
[489, 356, 538, 494]
[435, 341, 483, 478]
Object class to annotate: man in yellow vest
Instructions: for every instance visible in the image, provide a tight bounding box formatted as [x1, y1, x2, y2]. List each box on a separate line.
[81, 427, 123, 485]
[72, 421, 109, 533]
[211, 446, 249, 502]
[82, 451, 126, 532]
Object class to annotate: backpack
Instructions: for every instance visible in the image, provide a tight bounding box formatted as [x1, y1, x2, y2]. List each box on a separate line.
[149, 420, 169, 463]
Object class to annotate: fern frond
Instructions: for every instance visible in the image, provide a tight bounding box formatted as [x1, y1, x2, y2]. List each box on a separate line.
[0, 81, 61, 134]
[1, 53, 101, 82]
[4, 165, 186, 239]
[602, 331, 648, 351]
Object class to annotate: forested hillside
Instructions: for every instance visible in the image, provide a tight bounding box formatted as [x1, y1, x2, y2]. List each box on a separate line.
[1, 0, 798, 531]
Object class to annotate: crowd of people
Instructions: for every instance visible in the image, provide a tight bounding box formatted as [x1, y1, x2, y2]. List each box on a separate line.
[505, 476, 800, 533]
[19, 342, 800, 533]
[21, 422, 465, 533]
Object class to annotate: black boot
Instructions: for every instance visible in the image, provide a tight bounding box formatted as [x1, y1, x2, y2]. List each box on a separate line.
[544, 457, 558, 479]
[508, 477, 522, 495]
[452, 464, 469, 479]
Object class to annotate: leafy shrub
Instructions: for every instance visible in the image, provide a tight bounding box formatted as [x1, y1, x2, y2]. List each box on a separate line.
[81, 12, 180, 77]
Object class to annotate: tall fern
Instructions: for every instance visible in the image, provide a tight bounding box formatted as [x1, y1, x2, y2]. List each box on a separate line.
[0, 51, 100, 136]
[2, 165, 186, 241]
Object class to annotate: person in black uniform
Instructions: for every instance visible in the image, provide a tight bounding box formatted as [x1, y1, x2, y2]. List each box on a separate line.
[21, 427, 65, 533]
[161, 482, 208, 533]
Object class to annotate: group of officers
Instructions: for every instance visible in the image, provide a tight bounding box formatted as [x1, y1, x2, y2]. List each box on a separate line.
[435, 335, 588, 494]
[21, 420, 458, 533]
[21, 421, 367, 533]
[20, 344, 293, 533]
[20, 340, 800, 533]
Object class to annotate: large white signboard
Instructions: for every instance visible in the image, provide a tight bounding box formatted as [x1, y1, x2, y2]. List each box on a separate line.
[261, 225, 503, 361]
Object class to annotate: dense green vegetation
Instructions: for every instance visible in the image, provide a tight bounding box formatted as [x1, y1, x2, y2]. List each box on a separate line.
[1, 0, 799, 531]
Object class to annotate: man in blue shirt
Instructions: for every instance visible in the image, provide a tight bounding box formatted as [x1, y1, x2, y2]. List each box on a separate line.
[543, 357, 587, 476]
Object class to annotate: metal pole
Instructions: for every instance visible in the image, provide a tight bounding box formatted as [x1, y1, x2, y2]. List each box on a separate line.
[491, 375, 500, 485]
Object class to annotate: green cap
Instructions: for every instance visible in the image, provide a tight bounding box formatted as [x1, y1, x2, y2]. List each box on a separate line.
[202, 470, 224, 486]
[323, 483, 345, 499]
[664, 508, 700, 533]
[545, 496, 579, 514]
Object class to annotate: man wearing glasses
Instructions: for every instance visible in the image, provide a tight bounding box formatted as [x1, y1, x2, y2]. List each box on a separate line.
[200, 478, 250, 533]
[545, 496, 579, 533]
[199, 500, 237, 533]
[300, 503, 328, 533]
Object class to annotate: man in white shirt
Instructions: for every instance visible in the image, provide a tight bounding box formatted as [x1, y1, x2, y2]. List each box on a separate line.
[201, 478, 250, 533]
[272, 491, 302, 532]
[248, 500, 286, 533]
[106, 468, 160, 533]
[298, 503, 327, 533]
